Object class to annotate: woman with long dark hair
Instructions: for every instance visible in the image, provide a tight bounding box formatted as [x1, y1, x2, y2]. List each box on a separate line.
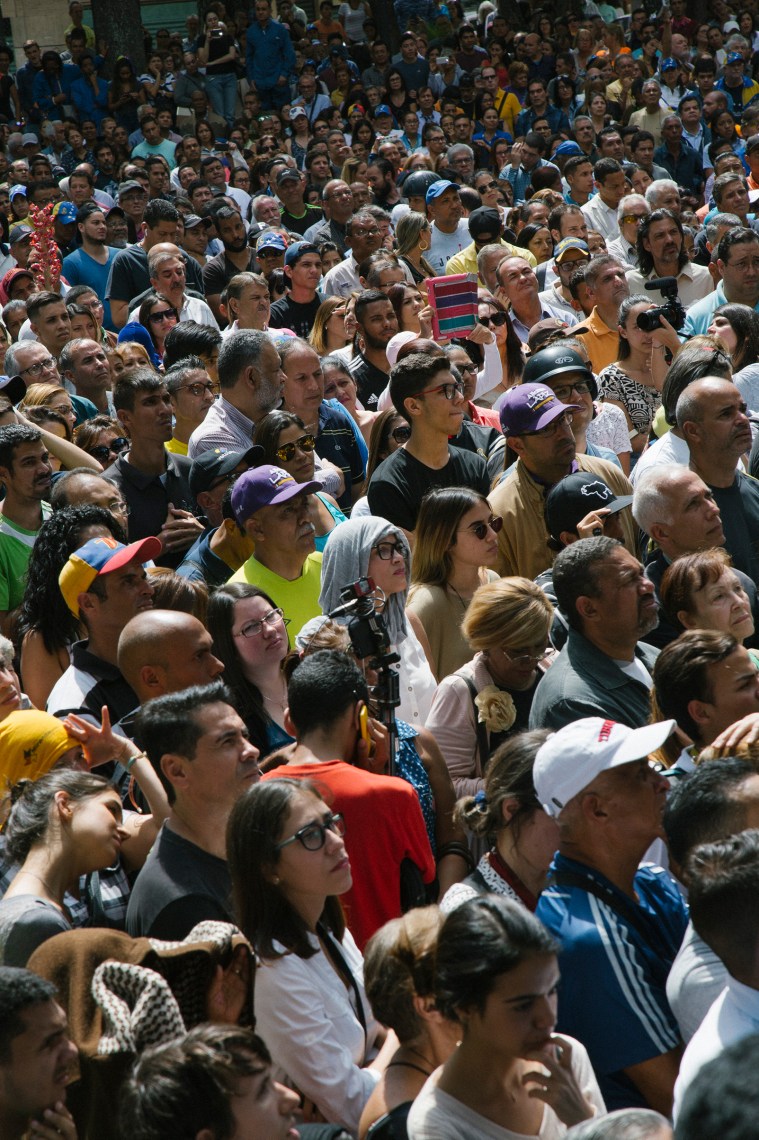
[707, 302, 759, 408]
[207, 583, 291, 756]
[407, 896, 604, 1138]
[138, 292, 179, 364]
[107, 57, 145, 131]
[227, 778, 396, 1132]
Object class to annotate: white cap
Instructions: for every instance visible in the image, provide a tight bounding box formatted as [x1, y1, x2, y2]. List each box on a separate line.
[533, 717, 676, 819]
[386, 330, 418, 368]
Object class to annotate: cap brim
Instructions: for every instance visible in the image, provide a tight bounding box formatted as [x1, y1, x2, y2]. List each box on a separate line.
[532, 401, 581, 431]
[269, 478, 321, 504]
[99, 535, 163, 574]
[605, 494, 634, 515]
[608, 719, 677, 768]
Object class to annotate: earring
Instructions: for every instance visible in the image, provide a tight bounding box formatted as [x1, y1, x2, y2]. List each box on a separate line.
[273, 875, 280, 884]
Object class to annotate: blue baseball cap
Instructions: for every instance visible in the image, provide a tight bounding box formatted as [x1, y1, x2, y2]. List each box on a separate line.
[552, 140, 583, 158]
[59, 535, 162, 617]
[256, 232, 287, 254]
[661, 56, 678, 70]
[53, 200, 78, 224]
[8, 185, 27, 201]
[727, 51, 744, 63]
[284, 240, 320, 267]
[426, 178, 461, 203]
[372, 103, 393, 118]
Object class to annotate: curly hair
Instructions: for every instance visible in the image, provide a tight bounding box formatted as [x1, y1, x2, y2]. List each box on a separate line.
[16, 505, 125, 656]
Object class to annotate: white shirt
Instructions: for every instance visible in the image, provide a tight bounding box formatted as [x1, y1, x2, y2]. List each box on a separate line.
[128, 293, 219, 329]
[428, 218, 472, 276]
[322, 255, 360, 298]
[626, 262, 713, 310]
[667, 922, 727, 1044]
[673, 976, 759, 1122]
[395, 626, 438, 726]
[630, 429, 690, 486]
[581, 194, 621, 243]
[254, 928, 381, 1133]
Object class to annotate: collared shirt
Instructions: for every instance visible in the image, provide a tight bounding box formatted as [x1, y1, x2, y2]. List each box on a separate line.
[572, 306, 619, 373]
[510, 298, 577, 343]
[537, 852, 687, 1111]
[322, 255, 360, 299]
[626, 261, 713, 310]
[446, 238, 537, 282]
[502, 159, 560, 206]
[581, 193, 620, 242]
[607, 234, 638, 267]
[104, 450, 197, 569]
[188, 395, 256, 457]
[46, 640, 139, 723]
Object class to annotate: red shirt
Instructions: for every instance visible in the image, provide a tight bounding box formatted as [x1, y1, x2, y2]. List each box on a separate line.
[262, 759, 435, 948]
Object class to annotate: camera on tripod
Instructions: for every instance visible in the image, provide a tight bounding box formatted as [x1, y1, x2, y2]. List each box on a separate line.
[636, 276, 686, 332]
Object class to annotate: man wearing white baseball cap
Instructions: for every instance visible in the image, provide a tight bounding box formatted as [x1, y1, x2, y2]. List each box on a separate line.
[534, 716, 688, 1118]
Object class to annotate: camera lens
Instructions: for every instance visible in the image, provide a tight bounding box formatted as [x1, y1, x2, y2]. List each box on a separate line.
[637, 308, 663, 332]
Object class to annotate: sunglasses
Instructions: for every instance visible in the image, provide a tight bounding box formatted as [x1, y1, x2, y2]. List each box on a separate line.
[275, 433, 317, 462]
[478, 312, 509, 328]
[465, 515, 503, 540]
[478, 181, 500, 193]
[149, 308, 178, 323]
[620, 214, 648, 226]
[89, 436, 129, 463]
[391, 424, 412, 443]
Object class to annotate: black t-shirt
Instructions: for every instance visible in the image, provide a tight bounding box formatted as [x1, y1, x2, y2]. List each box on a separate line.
[106, 244, 205, 306]
[125, 823, 233, 940]
[710, 474, 759, 586]
[202, 249, 257, 297]
[349, 351, 390, 410]
[280, 204, 323, 236]
[103, 451, 197, 569]
[367, 445, 490, 531]
[196, 30, 238, 75]
[269, 293, 321, 338]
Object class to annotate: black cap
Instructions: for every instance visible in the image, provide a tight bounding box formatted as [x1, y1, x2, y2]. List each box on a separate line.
[545, 472, 633, 542]
[189, 445, 264, 497]
[468, 206, 503, 240]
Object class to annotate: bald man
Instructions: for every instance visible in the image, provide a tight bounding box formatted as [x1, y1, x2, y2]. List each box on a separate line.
[117, 609, 224, 705]
[50, 470, 130, 537]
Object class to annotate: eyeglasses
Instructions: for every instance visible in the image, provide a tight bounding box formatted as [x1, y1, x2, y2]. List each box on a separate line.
[275, 433, 317, 462]
[274, 811, 345, 852]
[108, 499, 130, 516]
[620, 214, 648, 226]
[177, 381, 220, 397]
[391, 424, 412, 443]
[234, 606, 290, 639]
[522, 410, 573, 436]
[478, 180, 499, 192]
[478, 312, 509, 328]
[463, 514, 503, 540]
[149, 309, 178, 323]
[417, 380, 465, 400]
[455, 360, 478, 374]
[552, 380, 591, 402]
[18, 355, 56, 376]
[89, 436, 129, 463]
[373, 540, 405, 560]
[209, 471, 239, 492]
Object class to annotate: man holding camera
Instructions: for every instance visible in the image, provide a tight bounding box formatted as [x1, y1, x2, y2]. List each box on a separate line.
[625, 208, 712, 307]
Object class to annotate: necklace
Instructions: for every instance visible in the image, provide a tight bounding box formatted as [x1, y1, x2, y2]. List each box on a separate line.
[263, 693, 286, 710]
[447, 582, 470, 612]
[21, 870, 57, 897]
[387, 1044, 436, 1077]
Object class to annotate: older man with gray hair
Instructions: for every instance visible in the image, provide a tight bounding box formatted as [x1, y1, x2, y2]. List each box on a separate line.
[608, 194, 651, 267]
[445, 142, 475, 186]
[128, 249, 219, 328]
[644, 179, 682, 215]
[566, 1108, 672, 1139]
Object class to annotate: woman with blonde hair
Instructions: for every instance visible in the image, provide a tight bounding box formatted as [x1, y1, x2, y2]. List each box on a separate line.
[109, 340, 155, 380]
[309, 296, 350, 355]
[440, 729, 557, 914]
[427, 577, 554, 799]
[408, 488, 501, 682]
[395, 211, 435, 287]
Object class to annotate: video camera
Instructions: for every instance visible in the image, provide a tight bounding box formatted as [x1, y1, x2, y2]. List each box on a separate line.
[636, 276, 687, 332]
[329, 577, 401, 774]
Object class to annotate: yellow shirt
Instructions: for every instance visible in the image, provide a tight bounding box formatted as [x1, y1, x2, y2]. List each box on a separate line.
[572, 307, 619, 374]
[446, 239, 537, 286]
[229, 551, 323, 640]
[165, 438, 189, 456]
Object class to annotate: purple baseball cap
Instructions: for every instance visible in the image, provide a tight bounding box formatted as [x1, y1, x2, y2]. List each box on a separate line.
[231, 464, 320, 524]
[499, 382, 580, 436]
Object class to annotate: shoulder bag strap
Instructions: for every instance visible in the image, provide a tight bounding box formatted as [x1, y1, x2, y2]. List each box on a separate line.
[316, 923, 368, 1042]
[461, 673, 490, 778]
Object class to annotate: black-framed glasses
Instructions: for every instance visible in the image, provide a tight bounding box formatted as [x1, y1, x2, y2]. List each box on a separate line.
[478, 312, 509, 328]
[149, 308, 178, 323]
[178, 380, 220, 397]
[275, 434, 317, 463]
[552, 380, 591, 402]
[275, 811, 345, 852]
[19, 355, 56, 376]
[234, 607, 289, 639]
[89, 436, 129, 463]
[373, 540, 405, 560]
[391, 424, 411, 443]
[478, 180, 499, 192]
[417, 380, 465, 400]
[463, 515, 503, 540]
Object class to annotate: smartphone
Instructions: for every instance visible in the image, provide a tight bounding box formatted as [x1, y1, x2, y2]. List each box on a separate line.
[359, 705, 371, 750]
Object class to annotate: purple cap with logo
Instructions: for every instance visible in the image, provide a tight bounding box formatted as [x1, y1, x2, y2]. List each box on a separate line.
[231, 464, 320, 524]
[499, 382, 578, 436]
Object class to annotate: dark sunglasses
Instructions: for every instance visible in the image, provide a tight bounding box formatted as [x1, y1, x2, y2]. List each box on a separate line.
[275, 433, 317, 462]
[478, 180, 499, 192]
[478, 312, 509, 328]
[149, 308, 178, 323]
[466, 515, 503, 540]
[89, 436, 129, 463]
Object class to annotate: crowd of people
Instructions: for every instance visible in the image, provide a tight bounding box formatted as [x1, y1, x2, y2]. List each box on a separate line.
[4, 0, 759, 1136]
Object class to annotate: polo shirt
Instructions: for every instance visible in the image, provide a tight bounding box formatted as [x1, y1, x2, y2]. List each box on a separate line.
[322, 255, 360, 298]
[510, 299, 578, 343]
[572, 307, 619, 373]
[316, 402, 365, 508]
[537, 852, 688, 1110]
[229, 551, 323, 638]
[445, 239, 537, 282]
[103, 451, 197, 569]
[0, 503, 51, 612]
[46, 640, 139, 723]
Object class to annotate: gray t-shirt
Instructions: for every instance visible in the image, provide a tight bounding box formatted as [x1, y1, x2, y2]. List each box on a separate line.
[0, 895, 71, 967]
